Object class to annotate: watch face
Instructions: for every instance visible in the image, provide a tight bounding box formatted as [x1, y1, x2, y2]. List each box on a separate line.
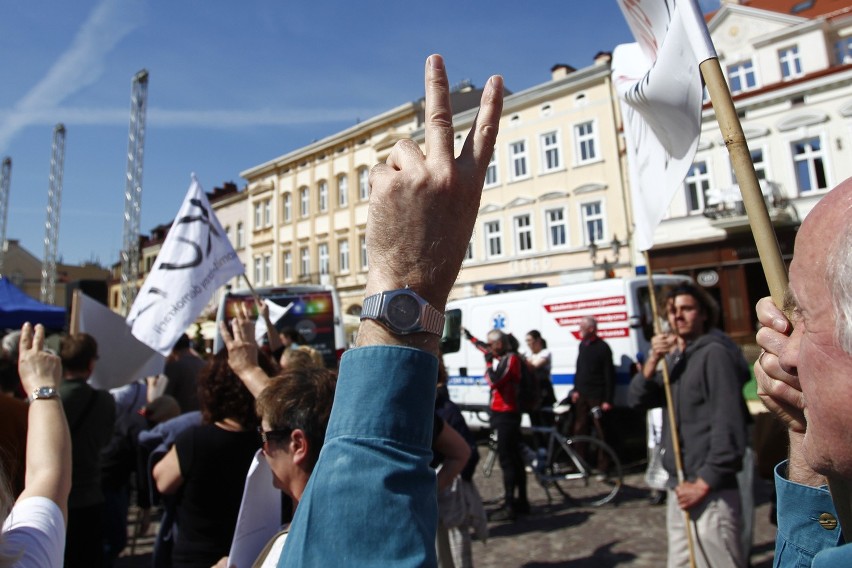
[386, 293, 421, 331]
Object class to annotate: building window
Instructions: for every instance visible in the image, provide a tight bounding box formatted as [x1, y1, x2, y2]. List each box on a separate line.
[835, 37, 852, 64]
[300, 247, 311, 277]
[253, 256, 262, 284]
[581, 201, 605, 245]
[337, 174, 348, 207]
[509, 141, 528, 180]
[318, 243, 329, 275]
[484, 220, 502, 258]
[318, 181, 328, 212]
[792, 137, 827, 194]
[464, 238, 474, 261]
[359, 235, 368, 270]
[514, 214, 533, 253]
[300, 187, 309, 217]
[574, 121, 598, 164]
[779, 46, 803, 80]
[263, 200, 271, 226]
[685, 161, 711, 213]
[283, 193, 292, 223]
[727, 60, 756, 94]
[541, 131, 561, 172]
[338, 239, 350, 273]
[283, 251, 292, 281]
[358, 167, 370, 201]
[484, 152, 498, 188]
[236, 222, 244, 249]
[546, 208, 567, 249]
[263, 254, 272, 284]
[253, 202, 262, 229]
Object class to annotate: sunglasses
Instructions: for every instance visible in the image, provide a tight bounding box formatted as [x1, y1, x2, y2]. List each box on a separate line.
[258, 427, 291, 450]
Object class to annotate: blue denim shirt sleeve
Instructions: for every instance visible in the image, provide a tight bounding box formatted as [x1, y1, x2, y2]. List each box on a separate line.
[279, 345, 438, 567]
[774, 460, 846, 567]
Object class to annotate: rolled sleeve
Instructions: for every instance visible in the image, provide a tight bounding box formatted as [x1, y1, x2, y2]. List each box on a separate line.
[280, 345, 439, 567]
[774, 461, 843, 566]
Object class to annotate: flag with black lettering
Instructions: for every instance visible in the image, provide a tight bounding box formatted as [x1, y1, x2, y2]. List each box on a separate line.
[127, 175, 244, 355]
[612, 0, 717, 251]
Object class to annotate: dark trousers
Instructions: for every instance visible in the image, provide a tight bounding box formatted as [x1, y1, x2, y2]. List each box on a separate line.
[66, 503, 105, 568]
[572, 395, 610, 472]
[491, 411, 527, 506]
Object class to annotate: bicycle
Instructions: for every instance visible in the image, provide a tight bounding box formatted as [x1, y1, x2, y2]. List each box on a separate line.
[481, 404, 623, 507]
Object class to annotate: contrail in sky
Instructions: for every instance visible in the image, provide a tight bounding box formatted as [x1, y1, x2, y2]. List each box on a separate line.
[0, 0, 144, 154]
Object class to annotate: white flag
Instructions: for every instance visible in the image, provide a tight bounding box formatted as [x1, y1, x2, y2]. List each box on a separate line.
[254, 301, 293, 343]
[612, 0, 717, 252]
[127, 175, 244, 355]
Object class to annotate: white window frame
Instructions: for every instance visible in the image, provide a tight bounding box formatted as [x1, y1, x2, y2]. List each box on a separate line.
[359, 235, 368, 270]
[513, 214, 533, 254]
[545, 208, 568, 249]
[484, 220, 503, 259]
[300, 246, 311, 277]
[318, 243, 329, 276]
[779, 46, 803, 80]
[253, 256, 262, 285]
[684, 161, 711, 214]
[253, 202, 262, 230]
[283, 251, 293, 282]
[574, 120, 598, 165]
[236, 222, 244, 249]
[580, 201, 605, 246]
[337, 174, 349, 207]
[299, 187, 309, 218]
[791, 136, 828, 195]
[283, 193, 292, 223]
[727, 60, 757, 94]
[509, 140, 529, 181]
[318, 181, 328, 212]
[540, 130, 562, 173]
[484, 152, 499, 188]
[358, 167, 370, 201]
[263, 253, 272, 284]
[464, 237, 474, 262]
[338, 239, 350, 273]
[263, 200, 271, 226]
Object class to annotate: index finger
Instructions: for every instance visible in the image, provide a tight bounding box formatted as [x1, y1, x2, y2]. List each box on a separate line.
[19, 322, 33, 354]
[423, 54, 454, 165]
[218, 320, 234, 346]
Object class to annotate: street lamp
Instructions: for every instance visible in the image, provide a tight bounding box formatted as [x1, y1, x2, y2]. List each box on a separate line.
[589, 234, 622, 278]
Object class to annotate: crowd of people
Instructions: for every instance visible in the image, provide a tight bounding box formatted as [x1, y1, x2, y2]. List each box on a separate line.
[0, 52, 850, 568]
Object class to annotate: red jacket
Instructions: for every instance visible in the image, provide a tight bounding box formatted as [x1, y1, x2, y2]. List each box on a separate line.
[486, 352, 521, 413]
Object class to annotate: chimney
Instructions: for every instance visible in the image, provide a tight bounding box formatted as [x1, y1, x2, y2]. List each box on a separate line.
[593, 51, 612, 66]
[551, 64, 576, 81]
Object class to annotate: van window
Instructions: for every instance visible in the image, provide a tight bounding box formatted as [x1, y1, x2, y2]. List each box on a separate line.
[441, 309, 462, 354]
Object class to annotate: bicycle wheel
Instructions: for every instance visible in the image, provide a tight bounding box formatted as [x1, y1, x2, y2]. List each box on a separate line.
[548, 434, 622, 506]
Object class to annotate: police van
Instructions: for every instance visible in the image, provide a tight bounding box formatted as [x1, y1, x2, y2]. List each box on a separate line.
[440, 275, 691, 427]
[213, 285, 346, 368]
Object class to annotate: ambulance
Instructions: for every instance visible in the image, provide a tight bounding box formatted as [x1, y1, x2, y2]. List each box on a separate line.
[440, 275, 691, 427]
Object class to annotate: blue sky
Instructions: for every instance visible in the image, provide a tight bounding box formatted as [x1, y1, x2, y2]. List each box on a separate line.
[0, 0, 721, 267]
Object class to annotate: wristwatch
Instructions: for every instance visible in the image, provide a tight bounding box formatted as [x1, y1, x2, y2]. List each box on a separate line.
[28, 386, 58, 403]
[360, 287, 445, 336]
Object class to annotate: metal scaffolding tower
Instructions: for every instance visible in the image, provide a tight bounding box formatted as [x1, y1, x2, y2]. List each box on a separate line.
[0, 157, 11, 275]
[41, 124, 66, 304]
[120, 69, 149, 315]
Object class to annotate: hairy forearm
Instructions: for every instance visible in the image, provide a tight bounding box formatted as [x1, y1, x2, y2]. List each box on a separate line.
[786, 432, 827, 487]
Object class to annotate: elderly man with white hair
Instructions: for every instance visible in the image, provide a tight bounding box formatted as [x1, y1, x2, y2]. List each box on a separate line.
[755, 176, 852, 566]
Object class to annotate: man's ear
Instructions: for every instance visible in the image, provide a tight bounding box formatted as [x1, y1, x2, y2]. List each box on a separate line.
[290, 429, 309, 465]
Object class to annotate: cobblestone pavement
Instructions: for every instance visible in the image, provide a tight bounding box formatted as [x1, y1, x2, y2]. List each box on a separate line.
[470, 449, 777, 568]
[117, 448, 777, 567]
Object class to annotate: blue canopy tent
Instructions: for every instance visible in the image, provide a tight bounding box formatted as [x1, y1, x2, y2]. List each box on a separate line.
[0, 276, 66, 330]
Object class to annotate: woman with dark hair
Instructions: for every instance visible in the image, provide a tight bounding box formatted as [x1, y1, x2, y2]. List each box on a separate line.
[153, 350, 276, 568]
[525, 330, 556, 426]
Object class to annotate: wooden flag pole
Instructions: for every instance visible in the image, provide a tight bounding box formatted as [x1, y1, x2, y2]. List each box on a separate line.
[69, 289, 81, 335]
[643, 252, 697, 568]
[700, 57, 852, 539]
